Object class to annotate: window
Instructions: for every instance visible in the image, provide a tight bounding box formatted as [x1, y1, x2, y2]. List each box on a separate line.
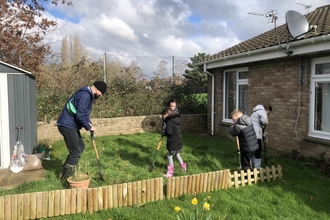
[309, 57, 330, 139]
[223, 67, 248, 122]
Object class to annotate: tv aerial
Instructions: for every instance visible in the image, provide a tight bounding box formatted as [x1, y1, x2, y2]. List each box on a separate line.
[297, 3, 312, 13]
[248, 10, 278, 24]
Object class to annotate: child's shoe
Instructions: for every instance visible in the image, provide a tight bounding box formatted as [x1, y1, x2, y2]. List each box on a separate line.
[180, 163, 186, 172]
[164, 165, 174, 178]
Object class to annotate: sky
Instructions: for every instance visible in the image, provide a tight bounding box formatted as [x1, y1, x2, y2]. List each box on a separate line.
[44, 0, 329, 58]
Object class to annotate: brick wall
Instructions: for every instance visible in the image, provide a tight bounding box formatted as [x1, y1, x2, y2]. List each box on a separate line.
[37, 114, 207, 142]
[207, 57, 330, 159]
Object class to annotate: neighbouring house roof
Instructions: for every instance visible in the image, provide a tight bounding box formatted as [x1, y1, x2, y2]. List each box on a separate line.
[204, 4, 330, 62]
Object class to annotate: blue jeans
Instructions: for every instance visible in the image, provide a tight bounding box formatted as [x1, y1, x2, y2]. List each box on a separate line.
[58, 126, 85, 165]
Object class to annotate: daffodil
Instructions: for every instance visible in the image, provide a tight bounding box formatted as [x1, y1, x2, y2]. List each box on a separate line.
[191, 198, 198, 205]
[203, 202, 210, 211]
[174, 206, 181, 213]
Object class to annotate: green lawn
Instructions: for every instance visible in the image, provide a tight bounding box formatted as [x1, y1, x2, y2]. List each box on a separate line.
[1, 132, 329, 219]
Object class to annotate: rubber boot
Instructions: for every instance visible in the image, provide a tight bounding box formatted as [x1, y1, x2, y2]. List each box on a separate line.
[164, 165, 174, 178]
[59, 164, 76, 180]
[254, 158, 261, 169]
[180, 163, 187, 172]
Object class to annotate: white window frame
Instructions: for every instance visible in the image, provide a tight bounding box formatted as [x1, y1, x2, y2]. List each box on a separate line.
[309, 56, 330, 139]
[223, 67, 249, 123]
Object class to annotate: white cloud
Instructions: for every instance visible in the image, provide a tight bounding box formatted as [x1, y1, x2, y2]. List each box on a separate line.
[44, 0, 330, 58]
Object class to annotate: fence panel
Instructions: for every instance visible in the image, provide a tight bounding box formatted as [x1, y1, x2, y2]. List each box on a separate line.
[0, 167, 281, 220]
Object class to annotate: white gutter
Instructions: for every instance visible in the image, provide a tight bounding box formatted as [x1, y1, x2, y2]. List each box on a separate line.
[204, 63, 214, 135]
[204, 34, 330, 69]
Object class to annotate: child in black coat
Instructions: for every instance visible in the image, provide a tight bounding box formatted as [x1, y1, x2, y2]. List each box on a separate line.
[162, 107, 186, 178]
[229, 109, 258, 171]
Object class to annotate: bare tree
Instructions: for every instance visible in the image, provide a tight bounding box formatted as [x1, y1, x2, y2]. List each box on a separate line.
[0, 0, 72, 72]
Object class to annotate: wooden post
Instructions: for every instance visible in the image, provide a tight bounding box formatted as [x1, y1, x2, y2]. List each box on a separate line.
[234, 171, 239, 188]
[4, 195, 11, 220]
[81, 188, 87, 214]
[132, 182, 137, 205]
[108, 185, 113, 209]
[18, 194, 24, 219]
[112, 184, 118, 208]
[141, 180, 146, 203]
[271, 165, 276, 180]
[12, 194, 18, 220]
[127, 182, 132, 206]
[87, 188, 94, 214]
[170, 177, 175, 198]
[92, 188, 98, 212]
[253, 168, 258, 184]
[179, 176, 184, 196]
[123, 183, 128, 206]
[175, 177, 180, 197]
[137, 181, 142, 204]
[102, 186, 108, 210]
[187, 175, 192, 193]
[191, 175, 196, 193]
[183, 176, 188, 195]
[98, 187, 103, 210]
[240, 170, 245, 187]
[0, 196, 4, 220]
[146, 180, 150, 203]
[159, 178, 164, 201]
[65, 190, 71, 215]
[155, 179, 160, 201]
[117, 184, 123, 207]
[76, 189, 82, 214]
[149, 179, 154, 202]
[48, 191, 55, 217]
[203, 173, 208, 193]
[277, 165, 282, 178]
[266, 166, 271, 182]
[260, 168, 265, 182]
[30, 192, 37, 219]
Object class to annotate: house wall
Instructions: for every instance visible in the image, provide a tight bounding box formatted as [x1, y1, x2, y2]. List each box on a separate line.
[207, 57, 330, 160]
[37, 114, 207, 142]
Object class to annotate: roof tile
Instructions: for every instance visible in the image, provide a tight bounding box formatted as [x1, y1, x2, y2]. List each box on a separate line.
[205, 4, 330, 61]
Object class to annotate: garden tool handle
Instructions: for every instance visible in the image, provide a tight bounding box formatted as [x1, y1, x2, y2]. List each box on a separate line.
[91, 131, 100, 159]
[156, 136, 163, 151]
[236, 136, 240, 151]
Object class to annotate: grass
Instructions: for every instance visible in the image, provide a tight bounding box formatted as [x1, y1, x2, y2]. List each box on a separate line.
[1, 132, 330, 219]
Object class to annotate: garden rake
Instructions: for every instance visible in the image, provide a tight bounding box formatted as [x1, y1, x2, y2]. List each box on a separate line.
[91, 131, 105, 181]
[236, 136, 242, 170]
[149, 135, 163, 172]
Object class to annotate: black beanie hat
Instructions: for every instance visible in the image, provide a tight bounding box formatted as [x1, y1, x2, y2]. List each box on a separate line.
[93, 81, 107, 94]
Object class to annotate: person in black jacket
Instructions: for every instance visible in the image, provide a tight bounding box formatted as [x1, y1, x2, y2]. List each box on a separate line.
[229, 109, 258, 171]
[162, 107, 186, 178]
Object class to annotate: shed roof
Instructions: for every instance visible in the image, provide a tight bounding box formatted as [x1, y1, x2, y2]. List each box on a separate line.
[204, 4, 330, 62]
[0, 61, 34, 77]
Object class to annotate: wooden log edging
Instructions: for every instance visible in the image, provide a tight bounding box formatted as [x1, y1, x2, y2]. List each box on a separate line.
[0, 165, 282, 220]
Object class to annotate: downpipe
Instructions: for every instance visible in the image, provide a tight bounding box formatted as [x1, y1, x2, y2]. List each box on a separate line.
[204, 63, 214, 135]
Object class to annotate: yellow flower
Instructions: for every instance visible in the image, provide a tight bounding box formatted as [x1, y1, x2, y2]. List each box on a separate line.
[174, 206, 181, 212]
[203, 202, 210, 211]
[207, 196, 211, 199]
[191, 198, 198, 205]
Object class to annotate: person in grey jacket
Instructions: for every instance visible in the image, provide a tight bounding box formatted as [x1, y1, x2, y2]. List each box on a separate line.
[229, 109, 259, 171]
[57, 81, 107, 180]
[250, 104, 272, 169]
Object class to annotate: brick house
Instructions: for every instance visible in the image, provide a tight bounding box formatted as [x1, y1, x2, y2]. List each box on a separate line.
[203, 5, 330, 159]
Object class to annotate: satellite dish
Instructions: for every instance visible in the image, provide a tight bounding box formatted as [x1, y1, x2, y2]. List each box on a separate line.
[286, 10, 309, 39]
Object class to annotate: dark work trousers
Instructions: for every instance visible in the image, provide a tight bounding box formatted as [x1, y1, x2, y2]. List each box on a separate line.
[254, 139, 262, 159]
[241, 151, 254, 171]
[58, 126, 85, 166]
